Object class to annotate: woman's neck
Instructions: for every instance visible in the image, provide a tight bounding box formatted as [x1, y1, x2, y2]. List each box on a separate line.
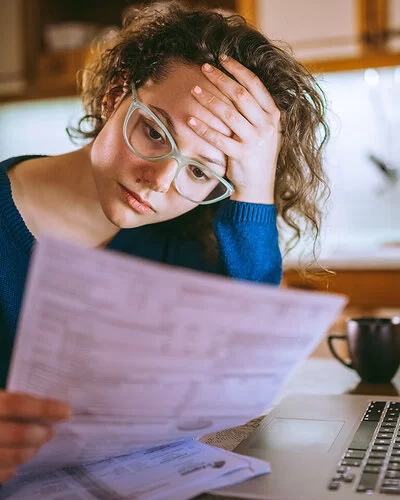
[8, 145, 120, 248]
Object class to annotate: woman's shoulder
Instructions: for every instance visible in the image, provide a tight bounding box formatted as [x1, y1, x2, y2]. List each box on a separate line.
[0, 155, 47, 172]
[0, 156, 39, 254]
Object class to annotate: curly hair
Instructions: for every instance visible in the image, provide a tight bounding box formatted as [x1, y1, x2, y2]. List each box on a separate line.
[70, 0, 330, 263]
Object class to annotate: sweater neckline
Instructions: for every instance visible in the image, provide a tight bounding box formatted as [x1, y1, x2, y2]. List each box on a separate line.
[0, 155, 45, 255]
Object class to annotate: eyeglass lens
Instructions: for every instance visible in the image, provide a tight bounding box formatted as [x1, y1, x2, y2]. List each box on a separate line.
[125, 107, 229, 203]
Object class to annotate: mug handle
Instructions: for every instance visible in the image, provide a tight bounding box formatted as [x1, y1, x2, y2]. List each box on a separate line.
[327, 335, 353, 369]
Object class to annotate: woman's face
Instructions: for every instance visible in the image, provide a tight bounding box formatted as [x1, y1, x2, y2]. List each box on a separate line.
[90, 62, 231, 229]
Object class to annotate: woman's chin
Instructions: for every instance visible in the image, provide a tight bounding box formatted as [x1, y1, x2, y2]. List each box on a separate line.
[103, 202, 150, 229]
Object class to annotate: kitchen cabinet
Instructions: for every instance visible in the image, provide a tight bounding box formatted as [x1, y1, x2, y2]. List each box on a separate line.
[256, 0, 361, 62]
[0, 0, 252, 102]
[254, 0, 400, 73]
[0, 0, 27, 96]
[4, 0, 400, 102]
[283, 269, 400, 309]
[388, 0, 400, 51]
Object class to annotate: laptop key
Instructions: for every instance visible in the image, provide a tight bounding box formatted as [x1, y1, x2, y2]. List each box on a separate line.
[383, 479, 400, 486]
[385, 471, 400, 479]
[357, 472, 379, 492]
[364, 465, 382, 473]
[367, 458, 384, 466]
[348, 421, 379, 451]
[370, 451, 387, 459]
[376, 439, 392, 445]
[343, 472, 355, 483]
[372, 445, 389, 452]
[370, 402, 387, 409]
[345, 450, 365, 459]
[364, 415, 382, 422]
[387, 463, 400, 471]
[341, 459, 361, 467]
[380, 486, 400, 494]
[327, 481, 340, 491]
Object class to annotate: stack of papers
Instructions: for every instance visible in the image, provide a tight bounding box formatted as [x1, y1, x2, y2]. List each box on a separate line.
[0, 439, 270, 499]
[2, 236, 346, 499]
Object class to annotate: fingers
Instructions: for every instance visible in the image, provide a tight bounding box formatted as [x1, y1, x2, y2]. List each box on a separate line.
[0, 468, 16, 484]
[0, 392, 69, 484]
[0, 444, 41, 483]
[191, 85, 253, 140]
[202, 58, 280, 123]
[189, 98, 233, 137]
[0, 391, 71, 422]
[0, 422, 53, 483]
[0, 447, 39, 468]
[0, 421, 53, 447]
[187, 116, 239, 158]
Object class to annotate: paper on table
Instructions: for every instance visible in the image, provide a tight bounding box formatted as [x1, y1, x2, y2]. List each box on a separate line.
[7, 236, 346, 474]
[0, 439, 270, 500]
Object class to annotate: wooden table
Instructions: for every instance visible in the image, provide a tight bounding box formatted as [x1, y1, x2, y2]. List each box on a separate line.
[199, 357, 400, 499]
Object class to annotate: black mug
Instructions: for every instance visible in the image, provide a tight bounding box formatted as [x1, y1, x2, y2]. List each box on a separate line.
[328, 317, 400, 383]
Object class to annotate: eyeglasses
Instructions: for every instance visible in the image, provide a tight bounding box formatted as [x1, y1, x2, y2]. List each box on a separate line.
[122, 83, 234, 205]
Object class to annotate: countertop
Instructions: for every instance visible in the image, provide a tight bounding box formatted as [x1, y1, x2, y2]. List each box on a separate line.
[284, 246, 400, 270]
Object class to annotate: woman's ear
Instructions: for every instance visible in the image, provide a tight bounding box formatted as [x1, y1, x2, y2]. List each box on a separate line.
[101, 73, 130, 120]
[101, 85, 129, 121]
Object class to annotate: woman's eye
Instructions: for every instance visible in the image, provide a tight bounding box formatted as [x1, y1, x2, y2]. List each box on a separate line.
[191, 166, 209, 180]
[145, 123, 165, 143]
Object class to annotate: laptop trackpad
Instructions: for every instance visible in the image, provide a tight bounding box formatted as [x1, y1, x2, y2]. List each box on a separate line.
[261, 418, 344, 453]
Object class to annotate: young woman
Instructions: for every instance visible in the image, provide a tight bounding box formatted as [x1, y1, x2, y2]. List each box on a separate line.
[0, 2, 329, 481]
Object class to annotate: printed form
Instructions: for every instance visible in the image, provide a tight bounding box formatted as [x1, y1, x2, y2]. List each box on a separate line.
[7, 236, 346, 478]
[0, 440, 270, 500]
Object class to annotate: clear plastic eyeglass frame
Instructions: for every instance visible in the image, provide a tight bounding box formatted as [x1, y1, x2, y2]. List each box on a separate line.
[122, 82, 235, 205]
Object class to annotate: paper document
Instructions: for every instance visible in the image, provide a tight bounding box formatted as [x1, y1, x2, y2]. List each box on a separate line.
[7, 235, 346, 481]
[0, 439, 270, 500]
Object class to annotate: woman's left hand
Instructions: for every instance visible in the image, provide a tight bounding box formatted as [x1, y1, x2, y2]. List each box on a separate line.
[188, 56, 281, 204]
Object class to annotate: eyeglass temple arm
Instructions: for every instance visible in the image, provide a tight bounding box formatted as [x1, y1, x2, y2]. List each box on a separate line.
[131, 82, 138, 101]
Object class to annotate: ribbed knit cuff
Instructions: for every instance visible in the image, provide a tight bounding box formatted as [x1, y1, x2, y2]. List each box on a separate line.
[216, 199, 277, 224]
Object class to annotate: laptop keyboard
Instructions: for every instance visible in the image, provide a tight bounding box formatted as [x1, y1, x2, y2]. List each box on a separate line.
[329, 401, 400, 494]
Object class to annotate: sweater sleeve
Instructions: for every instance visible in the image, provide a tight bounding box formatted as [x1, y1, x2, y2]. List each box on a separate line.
[212, 199, 282, 285]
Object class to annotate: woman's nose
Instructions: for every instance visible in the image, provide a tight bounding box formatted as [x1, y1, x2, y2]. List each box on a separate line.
[143, 158, 177, 193]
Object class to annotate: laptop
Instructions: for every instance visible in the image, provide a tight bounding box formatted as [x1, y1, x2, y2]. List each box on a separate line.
[212, 394, 400, 499]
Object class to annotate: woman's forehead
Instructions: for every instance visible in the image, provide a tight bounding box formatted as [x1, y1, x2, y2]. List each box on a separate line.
[140, 63, 231, 107]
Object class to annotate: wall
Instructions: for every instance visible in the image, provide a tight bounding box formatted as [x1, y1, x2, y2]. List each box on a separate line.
[0, 68, 399, 257]
[318, 67, 400, 257]
[0, 97, 82, 157]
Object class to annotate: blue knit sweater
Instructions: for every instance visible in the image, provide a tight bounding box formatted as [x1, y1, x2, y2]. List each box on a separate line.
[0, 155, 282, 388]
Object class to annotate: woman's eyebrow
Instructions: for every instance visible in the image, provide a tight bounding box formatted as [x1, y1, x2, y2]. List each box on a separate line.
[149, 104, 226, 171]
[150, 105, 177, 136]
[197, 153, 226, 171]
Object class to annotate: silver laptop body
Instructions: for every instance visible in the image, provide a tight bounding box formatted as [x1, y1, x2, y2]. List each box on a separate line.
[213, 394, 400, 499]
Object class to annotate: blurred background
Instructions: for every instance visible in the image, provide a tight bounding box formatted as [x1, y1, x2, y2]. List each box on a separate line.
[1, 0, 399, 347]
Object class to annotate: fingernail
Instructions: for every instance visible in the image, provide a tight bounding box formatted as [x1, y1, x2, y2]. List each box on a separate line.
[52, 403, 72, 420]
[188, 118, 197, 127]
[45, 427, 55, 442]
[203, 63, 213, 72]
[193, 86, 202, 95]
[220, 54, 229, 62]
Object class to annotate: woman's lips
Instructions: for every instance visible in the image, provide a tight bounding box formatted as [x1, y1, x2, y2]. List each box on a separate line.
[119, 184, 155, 215]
